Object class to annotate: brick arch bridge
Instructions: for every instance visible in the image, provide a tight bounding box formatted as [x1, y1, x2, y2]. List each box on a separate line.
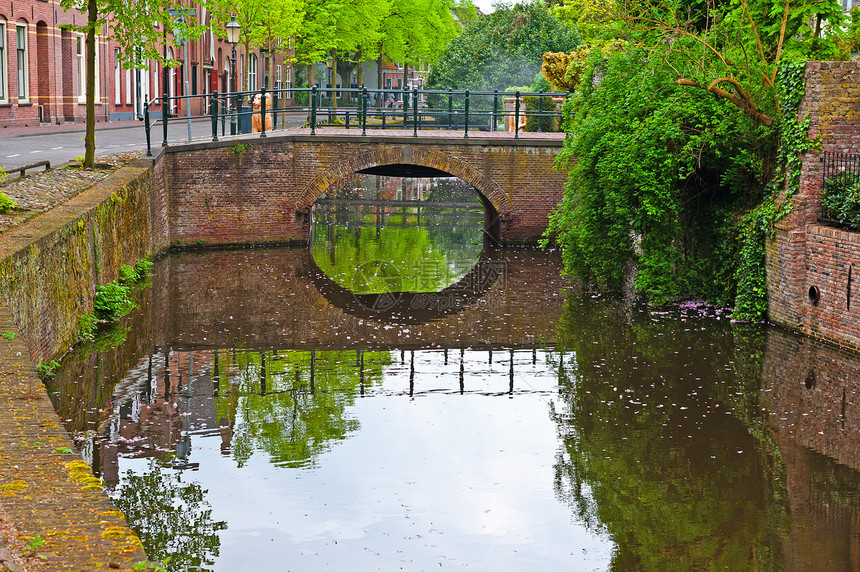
[156, 131, 567, 246]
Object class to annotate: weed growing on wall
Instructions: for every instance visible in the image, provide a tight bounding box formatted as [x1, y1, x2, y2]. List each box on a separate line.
[77, 256, 154, 343]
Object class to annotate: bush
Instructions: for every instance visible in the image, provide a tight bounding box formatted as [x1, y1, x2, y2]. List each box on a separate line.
[93, 282, 133, 321]
[822, 172, 860, 229]
[524, 95, 560, 132]
[0, 191, 16, 213]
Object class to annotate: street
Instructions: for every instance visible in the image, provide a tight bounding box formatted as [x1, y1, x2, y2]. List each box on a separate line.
[0, 113, 307, 172]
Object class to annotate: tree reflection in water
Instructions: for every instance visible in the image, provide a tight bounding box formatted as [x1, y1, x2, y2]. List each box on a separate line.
[213, 349, 390, 468]
[548, 294, 787, 570]
[113, 461, 226, 572]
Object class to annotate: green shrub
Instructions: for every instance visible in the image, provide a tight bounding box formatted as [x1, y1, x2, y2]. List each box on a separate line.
[524, 94, 560, 132]
[822, 172, 860, 229]
[37, 360, 60, 379]
[119, 264, 136, 283]
[0, 191, 16, 213]
[134, 258, 154, 280]
[93, 282, 133, 320]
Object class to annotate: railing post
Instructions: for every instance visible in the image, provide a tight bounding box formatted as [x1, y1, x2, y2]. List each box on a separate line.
[413, 87, 419, 137]
[144, 100, 152, 157]
[272, 88, 279, 130]
[310, 86, 318, 135]
[537, 92, 543, 133]
[403, 86, 409, 130]
[211, 91, 219, 142]
[492, 90, 498, 132]
[162, 96, 169, 147]
[448, 89, 453, 129]
[464, 89, 470, 139]
[221, 94, 226, 137]
[362, 87, 368, 136]
[260, 87, 267, 138]
[514, 91, 520, 139]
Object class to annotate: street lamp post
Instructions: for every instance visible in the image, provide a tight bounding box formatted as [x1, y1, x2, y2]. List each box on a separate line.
[226, 16, 241, 135]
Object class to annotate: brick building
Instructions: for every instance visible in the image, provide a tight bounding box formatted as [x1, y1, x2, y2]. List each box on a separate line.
[0, 0, 294, 129]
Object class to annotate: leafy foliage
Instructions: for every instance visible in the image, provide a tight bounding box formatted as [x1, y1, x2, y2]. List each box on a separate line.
[544, 0, 839, 317]
[0, 191, 16, 214]
[426, 1, 580, 92]
[822, 173, 860, 230]
[731, 59, 819, 320]
[545, 46, 775, 305]
[523, 94, 561, 132]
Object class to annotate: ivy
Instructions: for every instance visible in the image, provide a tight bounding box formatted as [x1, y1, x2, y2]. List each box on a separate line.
[732, 59, 819, 321]
[544, 46, 779, 307]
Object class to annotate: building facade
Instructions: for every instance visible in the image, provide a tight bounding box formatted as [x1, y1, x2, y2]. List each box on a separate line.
[0, 0, 294, 129]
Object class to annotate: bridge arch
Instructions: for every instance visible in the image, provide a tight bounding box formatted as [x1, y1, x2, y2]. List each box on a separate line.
[295, 147, 513, 238]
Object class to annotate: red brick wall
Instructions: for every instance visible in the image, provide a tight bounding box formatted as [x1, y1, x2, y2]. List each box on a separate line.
[159, 134, 566, 246]
[767, 61, 860, 351]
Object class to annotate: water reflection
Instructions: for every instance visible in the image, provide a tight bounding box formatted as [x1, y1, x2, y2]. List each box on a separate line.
[311, 174, 486, 295]
[43, 246, 860, 570]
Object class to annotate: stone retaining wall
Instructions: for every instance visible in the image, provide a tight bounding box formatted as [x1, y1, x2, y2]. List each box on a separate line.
[0, 161, 158, 571]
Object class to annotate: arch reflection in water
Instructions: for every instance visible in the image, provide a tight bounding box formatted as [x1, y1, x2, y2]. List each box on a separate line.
[312, 176, 486, 279]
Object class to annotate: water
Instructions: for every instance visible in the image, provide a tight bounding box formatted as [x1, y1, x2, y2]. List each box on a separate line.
[45, 176, 860, 571]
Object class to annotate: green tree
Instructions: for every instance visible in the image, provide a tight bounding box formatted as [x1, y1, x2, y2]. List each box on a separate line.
[211, 0, 304, 91]
[544, 0, 843, 316]
[377, 0, 467, 96]
[60, 0, 200, 169]
[425, 1, 580, 92]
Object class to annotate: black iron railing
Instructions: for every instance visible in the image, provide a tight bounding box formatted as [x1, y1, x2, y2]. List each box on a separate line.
[821, 151, 860, 230]
[143, 86, 570, 156]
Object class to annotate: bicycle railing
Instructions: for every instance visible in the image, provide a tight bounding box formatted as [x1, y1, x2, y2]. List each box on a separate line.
[144, 86, 570, 156]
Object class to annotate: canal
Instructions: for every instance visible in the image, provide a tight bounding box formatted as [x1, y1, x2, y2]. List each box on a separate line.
[45, 175, 860, 570]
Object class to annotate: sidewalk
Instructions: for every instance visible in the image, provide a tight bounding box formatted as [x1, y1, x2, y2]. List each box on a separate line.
[0, 119, 142, 139]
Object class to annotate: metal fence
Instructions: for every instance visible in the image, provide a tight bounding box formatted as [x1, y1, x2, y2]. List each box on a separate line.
[821, 150, 860, 228]
[143, 86, 570, 156]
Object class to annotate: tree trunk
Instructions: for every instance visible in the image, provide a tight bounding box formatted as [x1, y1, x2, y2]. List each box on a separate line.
[377, 54, 383, 108]
[84, 0, 97, 169]
[336, 57, 357, 103]
[307, 63, 315, 87]
[330, 49, 337, 109]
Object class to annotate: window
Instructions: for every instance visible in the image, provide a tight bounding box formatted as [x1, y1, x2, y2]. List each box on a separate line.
[76, 34, 85, 102]
[286, 65, 291, 90]
[275, 64, 282, 91]
[248, 53, 257, 91]
[167, 47, 176, 112]
[74, 33, 100, 103]
[114, 48, 121, 105]
[16, 23, 28, 102]
[0, 22, 7, 103]
[125, 67, 132, 105]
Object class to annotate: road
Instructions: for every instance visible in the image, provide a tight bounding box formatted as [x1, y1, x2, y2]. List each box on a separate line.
[0, 113, 307, 172]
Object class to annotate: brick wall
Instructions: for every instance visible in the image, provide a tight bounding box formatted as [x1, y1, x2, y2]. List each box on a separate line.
[767, 61, 860, 351]
[160, 134, 566, 246]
